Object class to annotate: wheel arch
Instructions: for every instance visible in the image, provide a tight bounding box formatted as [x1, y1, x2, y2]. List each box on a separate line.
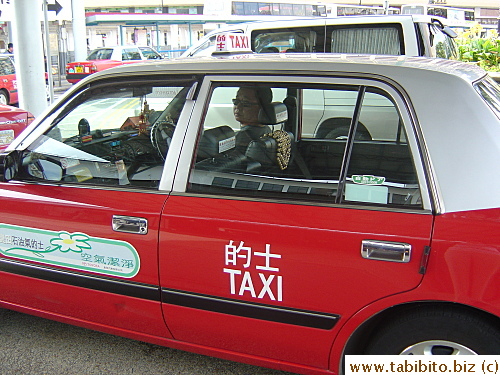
[315, 117, 371, 139]
[342, 301, 500, 357]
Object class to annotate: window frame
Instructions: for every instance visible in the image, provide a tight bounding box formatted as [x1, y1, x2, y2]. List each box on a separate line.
[11, 75, 200, 192]
[174, 75, 432, 212]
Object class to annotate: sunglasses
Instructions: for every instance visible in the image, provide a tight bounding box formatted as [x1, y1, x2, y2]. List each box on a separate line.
[232, 99, 259, 108]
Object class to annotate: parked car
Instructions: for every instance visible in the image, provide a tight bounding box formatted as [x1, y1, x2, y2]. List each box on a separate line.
[0, 103, 34, 151]
[65, 45, 163, 84]
[0, 54, 53, 105]
[181, 14, 457, 59]
[0, 54, 18, 105]
[1, 52, 499, 375]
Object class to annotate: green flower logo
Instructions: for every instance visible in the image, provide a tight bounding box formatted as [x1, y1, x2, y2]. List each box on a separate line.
[50, 232, 91, 253]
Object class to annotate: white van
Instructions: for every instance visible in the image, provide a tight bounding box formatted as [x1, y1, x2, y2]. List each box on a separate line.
[181, 15, 457, 59]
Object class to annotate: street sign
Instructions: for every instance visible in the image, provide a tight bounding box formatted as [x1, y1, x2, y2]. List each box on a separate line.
[0, 0, 72, 22]
[47, 0, 62, 15]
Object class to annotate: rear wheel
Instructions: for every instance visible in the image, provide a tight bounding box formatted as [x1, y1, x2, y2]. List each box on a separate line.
[0, 90, 9, 105]
[365, 307, 500, 355]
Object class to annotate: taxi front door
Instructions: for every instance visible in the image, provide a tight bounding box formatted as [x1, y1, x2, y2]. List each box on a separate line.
[0, 183, 171, 339]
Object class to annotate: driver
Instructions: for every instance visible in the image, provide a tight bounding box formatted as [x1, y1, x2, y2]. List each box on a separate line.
[233, 86, 273, 153]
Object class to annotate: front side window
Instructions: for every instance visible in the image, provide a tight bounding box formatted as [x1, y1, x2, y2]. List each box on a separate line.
[187, 82, 422, 208]
[17, 79, 193, 189]
[122, 48, 142, 60]
[427, 23, 458, 59]
[139, 47, 162, 60]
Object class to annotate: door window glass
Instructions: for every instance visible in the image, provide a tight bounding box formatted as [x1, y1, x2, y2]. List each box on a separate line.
[0, 56, 15, 75]
[139, 47, 162, 60]
[19, 80, 193, 189]
[253, 29, 318, 53]
[188, 82, 421, 208]
[122, 48, 142, 60]
[344, 89, 420, 206]
[87, 49, 113, 60]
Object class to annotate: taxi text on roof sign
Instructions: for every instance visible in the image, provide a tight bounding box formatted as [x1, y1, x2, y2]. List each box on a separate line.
[215, 33, 252, 53]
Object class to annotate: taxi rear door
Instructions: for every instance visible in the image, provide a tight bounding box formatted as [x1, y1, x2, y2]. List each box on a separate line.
[158, 76, 434, 370]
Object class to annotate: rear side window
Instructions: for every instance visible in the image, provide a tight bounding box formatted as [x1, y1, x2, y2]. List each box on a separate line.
[188, 82, 421, 209]
[329, 25, 403, 55]
[253, 27, 324, 53]
[87, 49, 113, 60]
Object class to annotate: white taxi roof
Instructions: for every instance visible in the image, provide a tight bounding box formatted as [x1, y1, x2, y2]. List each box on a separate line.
[92, 53, 486, 83]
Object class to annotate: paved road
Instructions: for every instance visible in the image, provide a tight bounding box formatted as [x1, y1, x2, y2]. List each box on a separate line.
[0, 308, 294, 375]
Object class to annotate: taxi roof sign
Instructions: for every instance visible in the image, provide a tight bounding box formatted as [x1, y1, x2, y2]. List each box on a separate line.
[215, 33, 252, 53]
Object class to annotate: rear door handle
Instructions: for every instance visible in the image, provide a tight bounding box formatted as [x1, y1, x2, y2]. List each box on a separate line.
[112, 215, 148, 235]
[361, 240, 411, 263]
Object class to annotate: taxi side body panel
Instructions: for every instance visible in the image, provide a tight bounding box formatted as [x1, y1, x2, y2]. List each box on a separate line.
[328, 207, 500, 372]
[159, 195, 433, 369]
[0, 183, 171, 339]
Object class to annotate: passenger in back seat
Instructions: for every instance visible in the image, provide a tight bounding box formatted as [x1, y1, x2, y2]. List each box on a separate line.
[233, 86, 273, 153]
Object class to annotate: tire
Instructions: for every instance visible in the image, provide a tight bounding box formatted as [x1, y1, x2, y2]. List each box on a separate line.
[365, 307, 500, 355]
[0, 90, 9, 105]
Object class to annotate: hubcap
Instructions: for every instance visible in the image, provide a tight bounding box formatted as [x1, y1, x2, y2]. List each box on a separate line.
[401, 340, 477, 355]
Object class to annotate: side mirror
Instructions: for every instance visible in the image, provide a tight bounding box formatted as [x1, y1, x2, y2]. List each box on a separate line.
[1, 150, 21, 181]
[32, 159, 63, 181]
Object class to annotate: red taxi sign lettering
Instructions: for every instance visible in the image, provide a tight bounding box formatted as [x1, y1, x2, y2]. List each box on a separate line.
[215, 33, 251, 53]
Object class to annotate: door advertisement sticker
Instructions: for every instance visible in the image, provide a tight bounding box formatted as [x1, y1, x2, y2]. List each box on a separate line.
[0, 223, 140, 278]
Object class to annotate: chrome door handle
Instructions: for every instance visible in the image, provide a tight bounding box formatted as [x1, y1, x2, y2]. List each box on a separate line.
[112, 215, 148, 235]
[361, 240, 411, 263]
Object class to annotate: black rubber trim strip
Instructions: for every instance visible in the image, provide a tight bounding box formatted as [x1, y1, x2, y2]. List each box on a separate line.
[162, 289, 339, 330]
[66, 73, 90, 80]
[0, 258, 160, 301]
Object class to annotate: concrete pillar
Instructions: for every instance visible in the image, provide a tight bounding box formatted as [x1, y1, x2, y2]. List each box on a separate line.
[12, 0, 47, 117]
[72, 0, 87, 61]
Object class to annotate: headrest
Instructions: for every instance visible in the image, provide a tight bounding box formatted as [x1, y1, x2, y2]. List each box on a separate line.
[258, 102, 288, 125]
[197, 125, 236, 159]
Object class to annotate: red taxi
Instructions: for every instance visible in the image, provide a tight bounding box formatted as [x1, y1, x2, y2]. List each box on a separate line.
[0, 103, 34, 151]
[0, 54, 18, 105]
[0, 51, 499, 374]
[65, 45, 163, 84]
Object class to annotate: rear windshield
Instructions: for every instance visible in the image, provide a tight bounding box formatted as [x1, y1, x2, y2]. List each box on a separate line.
[475, 76, 500, 118]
